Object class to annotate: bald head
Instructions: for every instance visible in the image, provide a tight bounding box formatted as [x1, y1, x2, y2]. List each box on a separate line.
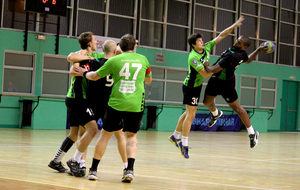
[103, 40, 117, 58]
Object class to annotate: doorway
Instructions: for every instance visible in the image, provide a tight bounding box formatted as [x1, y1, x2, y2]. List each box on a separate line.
[280, 81, 299, 131]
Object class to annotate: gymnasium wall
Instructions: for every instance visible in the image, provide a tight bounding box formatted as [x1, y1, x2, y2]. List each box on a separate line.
[0, 29, 300, 132]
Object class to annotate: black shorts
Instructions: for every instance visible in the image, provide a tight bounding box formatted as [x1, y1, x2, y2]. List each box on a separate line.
[102, 106, 143, 133]
[204, 77, 238, 103]
[182, 85, 202, 106]
[90, 102, 108, 120]
[65, 97, 96, 127]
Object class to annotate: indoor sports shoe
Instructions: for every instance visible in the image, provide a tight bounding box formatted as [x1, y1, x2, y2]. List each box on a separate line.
[66, 158, 84, 177]
[168, 135, 180, 148]
[249, 130, 259, 148]
[122, 169, 134, 183]
[87, 169, 98, 180]
[208, 110, 223, 127]
[178, 141, 189, 159]
[48, 160, 67, 172]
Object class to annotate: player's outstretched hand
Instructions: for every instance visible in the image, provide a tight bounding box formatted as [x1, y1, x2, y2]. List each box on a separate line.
[73, 66, 88, 76]
[258, 42, 269, 53]
[234, 15, 245, 27]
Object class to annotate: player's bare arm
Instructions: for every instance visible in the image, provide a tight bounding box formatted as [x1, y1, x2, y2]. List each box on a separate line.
[199, 67, 213, 78]
[213, 15, 244, 44]
[69, 62, 81, 77]
[72, 66, 102, 81]
[204, 63, 223, 73]
[145, 76, 152, 84]
[67, 50, 94, 62]
[245, 43, 268, 64]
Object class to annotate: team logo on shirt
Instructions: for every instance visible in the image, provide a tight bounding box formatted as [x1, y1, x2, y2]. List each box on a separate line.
[193, 59, 198, 66]
[82, 63, 90, 71]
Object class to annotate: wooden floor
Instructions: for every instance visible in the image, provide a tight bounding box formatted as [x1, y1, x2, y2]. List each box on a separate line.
[0, 128, 300, 190]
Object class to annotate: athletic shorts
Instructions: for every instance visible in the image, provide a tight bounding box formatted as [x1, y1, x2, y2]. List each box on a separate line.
[90, 102, 108, 121]
[65, 97, 96, 127]
[182, 85, 202, 106]
[204, 77, 238, 103]
[102, 106, 143, 133]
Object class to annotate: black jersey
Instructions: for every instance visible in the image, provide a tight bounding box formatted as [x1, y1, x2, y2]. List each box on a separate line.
[66, 60, 92, 99]
[84, 58, 113, 106]
[212, 46, 248, 80]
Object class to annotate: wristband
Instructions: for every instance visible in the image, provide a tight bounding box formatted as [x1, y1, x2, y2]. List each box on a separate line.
[83, 71, 88, 78]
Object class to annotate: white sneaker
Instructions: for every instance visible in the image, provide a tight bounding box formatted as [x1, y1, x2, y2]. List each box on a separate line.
[87, 169, 97, 180]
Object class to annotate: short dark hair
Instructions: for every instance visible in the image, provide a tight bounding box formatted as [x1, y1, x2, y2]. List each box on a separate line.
[78, 32, 93, 49]
[188, 33, 203, 49]
[240, 36, 251, 47]
[119, 34, 136, 52]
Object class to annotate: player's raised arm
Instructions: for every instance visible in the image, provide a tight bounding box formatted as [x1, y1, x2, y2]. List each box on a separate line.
[213, 15, 244, 44]
[244, 42, 269, 64]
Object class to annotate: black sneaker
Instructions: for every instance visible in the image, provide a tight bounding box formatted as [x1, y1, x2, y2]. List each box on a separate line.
[208, 110, 223, 127]
[66, 159, 84, 177]
[122, 169, 134, 183]
[48, 160, 67, 172]
[249, 130, 259, 148]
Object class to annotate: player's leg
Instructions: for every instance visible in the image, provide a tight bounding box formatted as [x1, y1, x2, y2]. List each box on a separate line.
[87, 106, 122, 180]
[121, 111, 143, 183]
[87, 129, 113, 180]
[168, 111, 186, 147]
[177, 85, 201, 159]
[113, 130, 128, 169]
[66, 101, 98, 177]
[178, 104, 197, 159]
[78, 126, 87, 175]
[227, 100, 259, 148]
[224, 87, 259, 148]
[203, 78, 223, 127]
[48, 109, 79, 173]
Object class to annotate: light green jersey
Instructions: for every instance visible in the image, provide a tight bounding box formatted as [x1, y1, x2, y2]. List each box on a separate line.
[96, 52, 152, 112]
[183, 40, 215, 87]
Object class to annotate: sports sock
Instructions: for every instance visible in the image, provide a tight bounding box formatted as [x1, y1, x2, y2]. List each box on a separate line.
[212, 109, 219, 116]
[123, 162, 128, 170]
[182, 136, 188, 146]
[90, 158, 100, 171]
[54, 137, 74, 162]
[54, 150, 65, 163]
[79, 160, 85, 168]
[127, 158, 135, 171]
[247, 125, 255, 135]
[173, 130, 181, 140]
[73, 149, 84, 163]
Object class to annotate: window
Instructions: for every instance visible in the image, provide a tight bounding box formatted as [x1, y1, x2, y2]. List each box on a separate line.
[41, 54, 71, 97]
[2, 51, 36, 94]
[260, 77, 277, 109]
[241, 0, 278, 64]
[145, 66, 187, 104]
[77, 0, 136, 38]
[240, 75, 257, 108]
[195, 0, 238, 56]
[140, 0, 191, 51]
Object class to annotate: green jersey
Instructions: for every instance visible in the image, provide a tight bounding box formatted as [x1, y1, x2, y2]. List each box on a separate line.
[89, 52, 104, 59]
[66, 52, 104, 99]
[183, 40, 215, 87]
[96, 52, 152, 112]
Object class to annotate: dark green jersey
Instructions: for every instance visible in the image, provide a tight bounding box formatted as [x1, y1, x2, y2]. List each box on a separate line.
[183, 40, 215, 87]
[66, 52, 104, 99]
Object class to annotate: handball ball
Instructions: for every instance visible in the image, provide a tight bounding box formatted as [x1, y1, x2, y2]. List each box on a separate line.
[263, 41, 275, 53]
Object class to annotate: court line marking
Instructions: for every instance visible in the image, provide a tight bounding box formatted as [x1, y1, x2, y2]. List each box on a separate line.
[0, 176, 89, 190]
